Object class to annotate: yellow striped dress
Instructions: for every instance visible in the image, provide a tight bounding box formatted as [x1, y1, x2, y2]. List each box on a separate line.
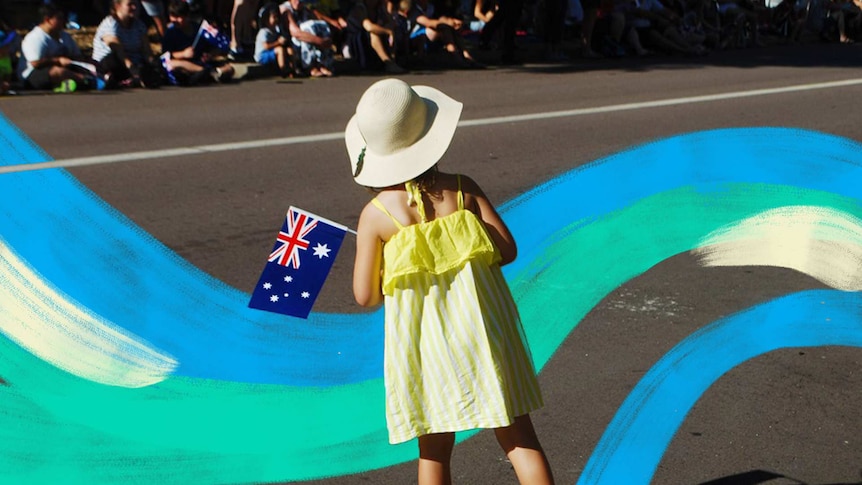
[372, 177, 544, 444]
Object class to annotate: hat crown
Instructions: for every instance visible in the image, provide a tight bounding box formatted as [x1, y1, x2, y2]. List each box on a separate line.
[356, 79, 429, 156]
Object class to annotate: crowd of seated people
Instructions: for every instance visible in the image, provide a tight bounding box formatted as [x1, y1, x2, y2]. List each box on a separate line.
[0, 0, 859, 94]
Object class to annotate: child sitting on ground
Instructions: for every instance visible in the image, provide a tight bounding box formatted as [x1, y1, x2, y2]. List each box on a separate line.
[162, 0, 235, 85]
[254, 3, 299, 77]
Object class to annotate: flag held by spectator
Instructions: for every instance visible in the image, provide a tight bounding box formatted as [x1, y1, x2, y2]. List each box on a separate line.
[159, 52, 178, 85]
[193, 20, 230, 54]
[249, 207, 348, 319]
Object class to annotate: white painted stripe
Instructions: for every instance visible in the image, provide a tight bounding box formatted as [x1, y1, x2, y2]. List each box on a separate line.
[3, 78, 862, 175]
[0, 236, 178, 387]
[693, 205, 862, 291]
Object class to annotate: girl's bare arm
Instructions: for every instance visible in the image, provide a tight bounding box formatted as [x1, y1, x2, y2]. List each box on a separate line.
[462, 176, 517, 265]
[353, 202, 385, 307]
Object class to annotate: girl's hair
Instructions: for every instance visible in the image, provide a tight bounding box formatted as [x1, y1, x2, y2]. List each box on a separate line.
[365, 165, 439, 195]
[411, 165, 438, 196]
[258, 2, 280, 27]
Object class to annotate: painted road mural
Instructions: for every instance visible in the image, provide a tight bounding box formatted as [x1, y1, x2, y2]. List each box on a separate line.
[0, 114, 860, 484]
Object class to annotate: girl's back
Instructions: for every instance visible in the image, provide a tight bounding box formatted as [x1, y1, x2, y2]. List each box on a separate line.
[373, 171, 470, 241]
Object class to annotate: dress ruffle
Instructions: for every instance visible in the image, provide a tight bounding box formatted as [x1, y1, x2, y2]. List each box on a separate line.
[381, 210, 501, 295]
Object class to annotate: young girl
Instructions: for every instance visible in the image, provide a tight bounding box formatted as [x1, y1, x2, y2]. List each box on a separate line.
[347, 78, 554, 485]
[254, 3, 297, 77]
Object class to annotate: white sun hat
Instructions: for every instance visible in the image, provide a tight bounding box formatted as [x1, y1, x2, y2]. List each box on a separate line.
[345, 78, 463, 188]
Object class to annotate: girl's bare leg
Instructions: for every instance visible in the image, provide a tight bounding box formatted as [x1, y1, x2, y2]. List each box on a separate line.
[494, 415, 554, 485]
[417, 432, 455, 485]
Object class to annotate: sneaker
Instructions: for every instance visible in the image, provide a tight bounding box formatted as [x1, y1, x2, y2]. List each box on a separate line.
[53, 79, 77, 93]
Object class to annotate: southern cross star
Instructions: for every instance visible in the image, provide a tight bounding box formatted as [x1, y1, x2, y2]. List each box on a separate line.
[312, 243, 331, 259]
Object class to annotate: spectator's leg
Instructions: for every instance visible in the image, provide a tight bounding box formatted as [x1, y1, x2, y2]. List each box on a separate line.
[99, 51, 133, 87]
[369, 32, 394, 62]
[581, 6, 600, 56]
[229, 0, 256, 53]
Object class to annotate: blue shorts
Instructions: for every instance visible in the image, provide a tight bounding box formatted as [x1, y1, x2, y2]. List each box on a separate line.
[257, 48, 277, 65]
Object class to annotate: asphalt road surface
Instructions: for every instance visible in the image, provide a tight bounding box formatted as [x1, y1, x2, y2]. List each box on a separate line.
[2, 41, 861, 484]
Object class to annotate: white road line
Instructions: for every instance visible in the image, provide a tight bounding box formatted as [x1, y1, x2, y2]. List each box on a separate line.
[3, 78, 862, 175]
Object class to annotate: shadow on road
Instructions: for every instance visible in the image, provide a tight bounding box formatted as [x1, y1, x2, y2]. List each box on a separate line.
[700, 469, 862, 485]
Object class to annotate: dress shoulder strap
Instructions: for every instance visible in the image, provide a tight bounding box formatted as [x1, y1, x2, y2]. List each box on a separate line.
[370, 198, 404, 230]
[456, 174, 464, 211]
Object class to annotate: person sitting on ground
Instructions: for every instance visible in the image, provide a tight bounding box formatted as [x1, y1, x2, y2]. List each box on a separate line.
[714, 0, 766, 47]
[627, 0, 709, 54]
[345, 0, 406, 73]
[162, 0, 235, 85]
[280, 0, 336, 77]
[399, 0, 481, 67]
[661, 0, 718, 47]
[17, 3, 99, 92]
[603, 2, 652, 56]
[302, 0, 351, 53]
[92, 0, 162, 88]
[255, 3, 300, 77]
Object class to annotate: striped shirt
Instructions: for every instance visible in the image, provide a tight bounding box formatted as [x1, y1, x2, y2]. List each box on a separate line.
[91, 15, 149, 64]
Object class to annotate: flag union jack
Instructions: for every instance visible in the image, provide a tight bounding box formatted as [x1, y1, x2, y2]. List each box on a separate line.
[250, 206, 348, 319]
[268, 209, 318, 269]
[199, 20, 231, 52]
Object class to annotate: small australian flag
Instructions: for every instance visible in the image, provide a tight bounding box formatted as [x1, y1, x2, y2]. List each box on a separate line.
[249, 207, 347, 319]
[194, 20, 231, 54]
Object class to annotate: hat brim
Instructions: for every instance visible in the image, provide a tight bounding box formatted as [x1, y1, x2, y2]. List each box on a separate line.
[345, 85, 463, 188]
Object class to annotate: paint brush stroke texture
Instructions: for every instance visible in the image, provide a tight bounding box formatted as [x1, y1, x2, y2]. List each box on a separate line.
[577, 290, 862, 485]
[1, 115, 861, 483]
[693, 206, 862, 291]
[0, 236, 177, 388]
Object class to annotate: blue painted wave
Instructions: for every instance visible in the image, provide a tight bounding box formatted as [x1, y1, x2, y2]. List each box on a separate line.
[578, 289, 862, 484]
